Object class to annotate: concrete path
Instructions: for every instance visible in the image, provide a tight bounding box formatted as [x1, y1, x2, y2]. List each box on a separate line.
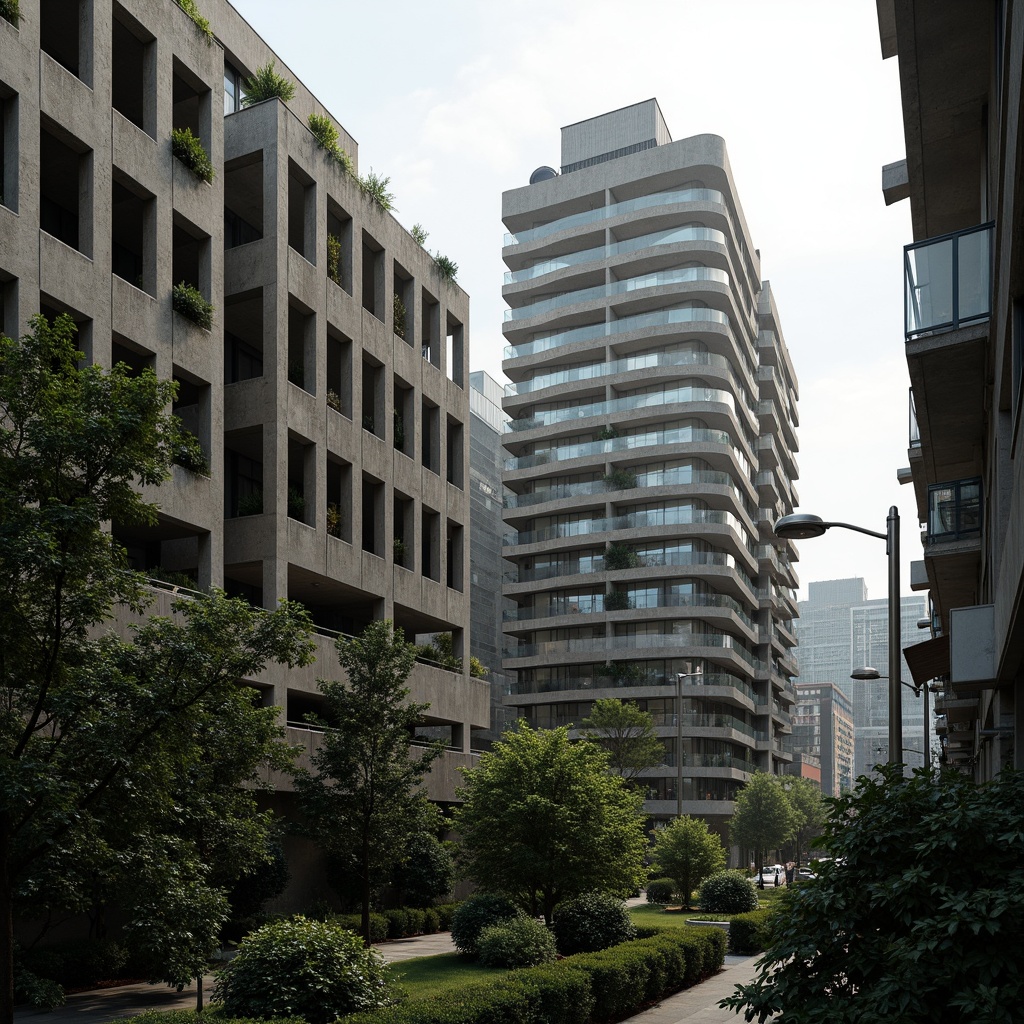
[14, 931, 760, 1024]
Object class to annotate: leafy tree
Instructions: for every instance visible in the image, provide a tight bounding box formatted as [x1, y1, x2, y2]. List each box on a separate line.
[783, 776, 828, 866]
[581, 698, 664, 785]
[650, 816, 726, 909]
[295, 620, 443, 943]
[454, 721, 647, 923]
[389, 826, 455, 908]
[0, 315, 315, 1022]
[721, 766, 1024, 1023]
[729, 772, 799, 871]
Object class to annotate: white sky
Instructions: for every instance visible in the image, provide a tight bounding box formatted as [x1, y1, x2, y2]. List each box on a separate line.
[231, 0, 920, 603]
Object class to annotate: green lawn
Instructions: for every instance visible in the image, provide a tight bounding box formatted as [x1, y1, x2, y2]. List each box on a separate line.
[388, 952, 510, 1000]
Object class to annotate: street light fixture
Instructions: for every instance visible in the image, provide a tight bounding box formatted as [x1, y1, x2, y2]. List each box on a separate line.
[675, 669, 704, 817]
[851, 666, 936, 768]
[775, 507, 902, 769]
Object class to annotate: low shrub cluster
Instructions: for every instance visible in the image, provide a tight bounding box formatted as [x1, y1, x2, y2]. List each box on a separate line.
[645, 878, 676, 904]
[552, 892, 635, 955]
[478, 917, 556, 968]
[171, 127, 214, 183]
[728, 908, 775, 954]
[697, 870, 758, 914]
[345, 927, 726, 1024]
[172, 281, 214, 330]
[451, 893, 524, 958]
[332, 903, 458, 944]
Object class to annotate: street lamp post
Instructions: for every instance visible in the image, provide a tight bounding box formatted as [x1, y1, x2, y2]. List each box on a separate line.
[851, 666, 940, 768]
[774, 508, 902, 768]
[675, 669, 703, 816]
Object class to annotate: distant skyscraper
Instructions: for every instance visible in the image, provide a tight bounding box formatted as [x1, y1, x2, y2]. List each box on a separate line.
[791, 681, 855, 796]
[794, 579, 927, 776]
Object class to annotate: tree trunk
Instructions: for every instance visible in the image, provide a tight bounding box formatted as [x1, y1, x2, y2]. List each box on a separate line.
[0, 818, 15, 1024]
[360, 841, 372, 947]
[195, 975, 203, 1012]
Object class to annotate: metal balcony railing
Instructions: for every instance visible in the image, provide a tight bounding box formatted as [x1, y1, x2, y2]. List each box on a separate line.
[905, 223, 993, 339]
[927, 477, 982, 542]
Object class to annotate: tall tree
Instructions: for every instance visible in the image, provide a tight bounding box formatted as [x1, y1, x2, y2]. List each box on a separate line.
[454, 721, 648, 923]
[581, 698, 665, 785]
[650, 816, 726, 909]
[0, 315, 315, 1021]
[729, 772, 799, 871]
[295, 620, 443, 944]
[783, 776, 828, 866]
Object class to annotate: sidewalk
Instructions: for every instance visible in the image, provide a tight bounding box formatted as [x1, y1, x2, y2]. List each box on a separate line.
[14, 933, 759, 1024]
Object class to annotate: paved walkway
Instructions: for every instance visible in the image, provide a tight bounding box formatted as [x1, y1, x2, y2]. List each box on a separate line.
[14, 932, 759, 1024]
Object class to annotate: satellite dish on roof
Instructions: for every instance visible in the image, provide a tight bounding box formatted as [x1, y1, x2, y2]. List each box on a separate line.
[529, 165, 558, 184]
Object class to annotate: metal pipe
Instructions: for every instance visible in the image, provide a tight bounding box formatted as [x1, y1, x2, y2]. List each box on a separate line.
[887, 506, 903, 771]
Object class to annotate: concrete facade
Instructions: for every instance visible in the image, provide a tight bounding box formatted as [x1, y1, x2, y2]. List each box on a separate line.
[880, 0, 1024, 778]
[499, 101, 801, 839]
[791, 681, 855, 797]
[0, 0, 488, 874]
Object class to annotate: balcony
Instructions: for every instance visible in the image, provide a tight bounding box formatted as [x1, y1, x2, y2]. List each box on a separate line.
[903, 224, 991, 492]
[922, 477, 982, 625]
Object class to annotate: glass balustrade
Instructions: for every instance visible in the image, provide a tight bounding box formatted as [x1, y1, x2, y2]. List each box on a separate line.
[504, 506, 745, 546]
[503, 187, 726, 246]
[926, 477, 982, 542]
[503, 631, 756, 667]
[505, 591, 753, 628]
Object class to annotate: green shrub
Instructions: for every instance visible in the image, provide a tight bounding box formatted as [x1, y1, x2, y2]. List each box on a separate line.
[404, 907, 426, 935]
[172, 281, 214, 329]
[236, 489, 263, 517]
[335, 912, 388, 944]
[125, 1014, 305, 1024]
[171, 427, 209, 475]
[435, 902, 460, 931]
[421, 907, 440, 934]
[308, 113, 353, 175]
[1, 0, 20, 28]
[384, 907, 409, 939]
[433, 253, 458, 282]
[697, 869, 758, 914]
[411, 223, 429, 246]
[286, 485, 305, 521]
[214, 915, 393, 1024]
[646, 878, 676, 904]
[477, 917, 556, 968]
[327, 233, 341, 284]
[728, 908, 774, 954]
[552, 891, 636, 955]
[174, 0, 212, 42]
[359, 170, 396, 212]
[13, 966, 63, 1011]
[242, 61, 296, 106]
[604, 542, 640, 570]
[170, 127, 214, 183]
[450, 892, 523, 958]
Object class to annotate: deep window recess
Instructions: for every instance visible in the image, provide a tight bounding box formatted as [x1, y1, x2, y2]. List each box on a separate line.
[224, 61, 247, 115]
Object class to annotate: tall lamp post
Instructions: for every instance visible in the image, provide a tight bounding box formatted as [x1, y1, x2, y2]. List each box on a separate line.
[774, 507, 903, 769]
[675, 669, 703, 816]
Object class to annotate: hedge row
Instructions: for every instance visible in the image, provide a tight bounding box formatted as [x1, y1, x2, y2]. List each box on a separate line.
[343, 926, 726, 1024]
[727, 908, 774, 954]
[333, 903, 460, 944]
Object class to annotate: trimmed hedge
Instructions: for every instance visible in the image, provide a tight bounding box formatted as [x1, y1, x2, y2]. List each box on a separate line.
[335, 913, 389, 944]
[345, 927, 725, 1024]
[728, 908, 775, 954]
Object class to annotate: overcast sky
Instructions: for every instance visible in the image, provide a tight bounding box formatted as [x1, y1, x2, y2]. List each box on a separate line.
[231, 0, 919, 603]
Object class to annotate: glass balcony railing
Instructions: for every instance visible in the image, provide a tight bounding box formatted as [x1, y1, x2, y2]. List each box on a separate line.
[503, 266, 731, 322]
[927, 477, 981, 542]
[505, 305, 731, 360]
[503, 187, 726, 247]
[503, 226, 727, 285]
[503, 631, 757, 668]
[909, 387, 921, 449]
[904, 223, 993, 339]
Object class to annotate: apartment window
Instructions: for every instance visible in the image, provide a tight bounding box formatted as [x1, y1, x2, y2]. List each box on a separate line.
[224, 152, 263, 248]
[421, 398, 439, 473]
[287, 303, 314, 394]
[446, 314, 465, 387]
[362, 357, 383, 435]
[172, 59, 211, 150]
[111, 174, 154, 293]
[41, 0, 88, 82]
[226, 442, 264, 517]
[288, 438, 314, 526]
[393, 261, 412, 342]
[421, 507, 440, 581]
[326, 328, 352, 417]
[172, 217, 211, 321]
[1013, 298, 1024, 423]
[362, 474, 384, 556]
[394, 376, 413, 456]
[326, 456, 352, 542]
[446, 417, 463, 488]
[111, 5, 154, 135]
[224, 291, 263, 383]
[224, 61, 247, 115]
[393, 493, 413, 568]
[288, 160, 316, 263]
[40, 124, 92, 256]
[326, 199, 352, 292]
[172, 370, 210, 476]
[361, 232, 383, 319]
[1, 87, 18, 212]
[111, 334, 153, 375]
[447, 520, 463, 591]
[421, 290, 439, 366]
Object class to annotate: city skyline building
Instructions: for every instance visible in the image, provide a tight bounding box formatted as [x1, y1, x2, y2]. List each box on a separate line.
[499, 100, 801, 844]
[0, 0, 487, 909]
[791, 681, 855, 797]
[794, 578, 928, 776]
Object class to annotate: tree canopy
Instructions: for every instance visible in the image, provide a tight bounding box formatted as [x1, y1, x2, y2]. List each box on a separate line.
[650, 816, 726, 909]
[0, 315, 315, 1020]
[295, 620, 443, 943]
[729, 772, 800, 870]
[783, 775, 828, 865]
[581, 698, 665, 785]
[721, 766, 1024, 1023]
[454, 721, 647, 923]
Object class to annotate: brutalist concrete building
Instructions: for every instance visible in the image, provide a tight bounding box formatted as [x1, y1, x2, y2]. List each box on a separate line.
[499, 100, 801, 838]
[0, 0, 487, 901]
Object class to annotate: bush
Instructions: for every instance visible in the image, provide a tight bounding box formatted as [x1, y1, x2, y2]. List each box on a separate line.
[335, 912, 388, 944]
[435, 902, 460, 931]
[450, 892, 523, 958]
[697, 870, 759, 914]
[359, 170, 396, 212]
[552, 891, 636, 955]
[0, 0, 20, 27]
[433, 253, 458, 282]
[646, 878, 676, 904]
[242, 61, 296, 106]
[421, 907, 440, 934]
[728, 908, 774, 954]
[478, 917, 557, 968]
[174, 0, 212, 42]
[308, 113, 353, 175]
[170, 127, 214, 183]
[214, 915, 393, 1023]
[172, 281, 214, 330]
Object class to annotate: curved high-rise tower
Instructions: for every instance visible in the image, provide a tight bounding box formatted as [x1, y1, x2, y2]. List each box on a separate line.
[500, 101, 801, 842]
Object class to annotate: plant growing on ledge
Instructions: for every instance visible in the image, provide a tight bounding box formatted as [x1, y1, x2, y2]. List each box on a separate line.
[597, 425, 620, 441]
[411, 223, 429, 247]
[307, 113, 353, 175]
[172, 282, 214, 330]
[326, 502, 343, 539]
[604, 468, 637, 491]
[241, 61, 296, 106]
[393, 538, 406, 566]
[393, 292, 407, 339]
[326, 388, 342, 413]
[432, 253, 458, 283]
[604, 590, 630, 611]
[393, 411, 405, 451]
[358, 170, 396, 212]
[1, 0, 20, 26]
[236, 490, 263, 517]
[171, 426, 209, 476]
[604, 542, 641, 571]
[174, 0, 212, 43]
[287, 486, 306, 522]
[326, 233, 341, 285]
[171, 127, 214, 183]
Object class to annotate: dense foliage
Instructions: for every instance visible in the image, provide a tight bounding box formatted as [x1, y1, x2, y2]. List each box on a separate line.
[696, 870, 759, 914]
[551, 891, 636, 955]
[581, 699, 664, 785]
[450, 892, 524, 958]
[477, 917, 557, 968]
[729, 772, 800, 867]
[651, 816, 727, 908]
[721, 766, 1024, 1023]
[241, 62, 296, 105]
